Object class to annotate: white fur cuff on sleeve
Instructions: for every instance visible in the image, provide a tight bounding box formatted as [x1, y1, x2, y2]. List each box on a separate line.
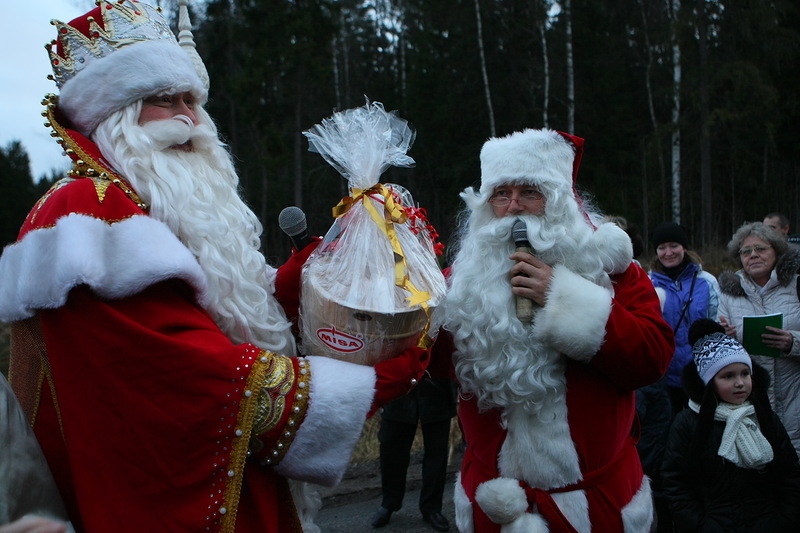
[274, 356, 375, 486]
[533, 264, 611, 361]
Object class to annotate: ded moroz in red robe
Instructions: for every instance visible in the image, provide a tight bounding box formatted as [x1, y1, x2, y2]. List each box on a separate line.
[451, 235, 675, 533]
[0, 109, 377, 532]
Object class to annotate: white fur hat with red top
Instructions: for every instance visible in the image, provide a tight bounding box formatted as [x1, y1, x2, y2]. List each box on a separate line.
[48, 0, 208, 138]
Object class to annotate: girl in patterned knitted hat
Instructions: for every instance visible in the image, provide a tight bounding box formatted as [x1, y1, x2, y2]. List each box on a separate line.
[661, 318, 800, 532]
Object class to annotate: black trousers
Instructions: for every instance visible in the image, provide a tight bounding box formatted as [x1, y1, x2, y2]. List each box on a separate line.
[377, 416, 451, 515]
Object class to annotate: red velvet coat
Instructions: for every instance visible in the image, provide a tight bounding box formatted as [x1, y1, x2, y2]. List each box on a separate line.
[452, 262, 674, 533]
[0, 123, 377, 532]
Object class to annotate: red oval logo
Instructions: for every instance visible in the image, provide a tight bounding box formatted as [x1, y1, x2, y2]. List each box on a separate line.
[316, 326, 365, 353]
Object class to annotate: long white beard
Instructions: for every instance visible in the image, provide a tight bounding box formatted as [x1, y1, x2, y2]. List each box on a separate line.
[444, 191, 608, 417]
[93, 103, 296, 356]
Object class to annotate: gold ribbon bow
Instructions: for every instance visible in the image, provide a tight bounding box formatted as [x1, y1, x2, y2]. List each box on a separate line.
[332, 184, 434, 348]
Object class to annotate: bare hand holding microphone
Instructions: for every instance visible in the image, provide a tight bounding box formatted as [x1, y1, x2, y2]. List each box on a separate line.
[510, 219, 553, 321]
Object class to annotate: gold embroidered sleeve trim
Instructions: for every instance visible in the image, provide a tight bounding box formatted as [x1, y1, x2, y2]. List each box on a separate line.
[220, 352, 311, 533]
[250, 354, 311, 465]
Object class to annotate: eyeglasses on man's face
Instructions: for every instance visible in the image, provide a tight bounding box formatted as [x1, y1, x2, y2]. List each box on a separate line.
[488, 187, 545, 206]
[738, 245, 772, 257]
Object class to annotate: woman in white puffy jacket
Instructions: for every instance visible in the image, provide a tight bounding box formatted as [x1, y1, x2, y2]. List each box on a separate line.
[718, 221, 800, 456]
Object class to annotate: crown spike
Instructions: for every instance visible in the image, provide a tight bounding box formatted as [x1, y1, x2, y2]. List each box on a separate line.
[177, 0, 210, 90]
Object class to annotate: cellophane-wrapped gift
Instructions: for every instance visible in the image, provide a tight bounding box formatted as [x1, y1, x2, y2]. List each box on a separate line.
[299, 101, 446, 366]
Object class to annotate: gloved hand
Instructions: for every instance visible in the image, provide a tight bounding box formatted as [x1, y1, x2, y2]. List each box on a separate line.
[368, 345, 431, 417]
[274, 237, 321, 328]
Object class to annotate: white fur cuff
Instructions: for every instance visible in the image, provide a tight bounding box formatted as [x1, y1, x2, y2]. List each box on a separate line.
[533, 265, 612, 361]
[274, 356, 374, 486]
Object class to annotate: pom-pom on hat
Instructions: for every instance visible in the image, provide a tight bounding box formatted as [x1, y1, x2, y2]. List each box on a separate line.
[479, 129, 580, 197]
[48, 0, 208, 138]
[651, 222, 690, 251]
[690, 318, 752, 385]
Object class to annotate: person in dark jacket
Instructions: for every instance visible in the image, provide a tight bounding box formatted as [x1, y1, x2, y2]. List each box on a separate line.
[661, 319, 800, 532]
[371, 330, 457, 531]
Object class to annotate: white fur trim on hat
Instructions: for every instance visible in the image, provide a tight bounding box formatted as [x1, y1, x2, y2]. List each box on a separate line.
[480, 129, 575, 196]
[59, 39, 207, 137]
[474, 477, 528, 525]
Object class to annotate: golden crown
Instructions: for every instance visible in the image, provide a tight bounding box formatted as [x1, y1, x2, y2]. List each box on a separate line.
[47, 1, 175, 89]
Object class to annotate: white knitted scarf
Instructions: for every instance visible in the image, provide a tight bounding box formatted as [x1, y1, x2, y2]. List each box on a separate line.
[688, 399, 774, 468]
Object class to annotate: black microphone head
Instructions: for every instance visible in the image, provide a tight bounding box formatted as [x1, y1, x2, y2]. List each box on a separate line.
[278, 206, 307, 237]
[512, 219, 528, 246]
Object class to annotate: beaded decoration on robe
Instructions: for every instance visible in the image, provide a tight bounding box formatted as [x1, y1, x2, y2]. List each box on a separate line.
[215, 348, 311, 533]
[41, 93, 146, 211]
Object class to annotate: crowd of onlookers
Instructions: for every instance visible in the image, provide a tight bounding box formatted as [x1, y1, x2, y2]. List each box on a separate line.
[2, 1, 796, 531]
[5, 210, 799, 533]
[627, 211, 800, 532]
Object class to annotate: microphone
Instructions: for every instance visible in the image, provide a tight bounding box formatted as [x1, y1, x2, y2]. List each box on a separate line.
[512, 219, 535, 323]
[278, 206, 310, 251]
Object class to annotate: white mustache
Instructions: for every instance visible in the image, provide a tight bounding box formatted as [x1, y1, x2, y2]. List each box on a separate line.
[173, 114, 195, 128]
[140, 116, 195, 151]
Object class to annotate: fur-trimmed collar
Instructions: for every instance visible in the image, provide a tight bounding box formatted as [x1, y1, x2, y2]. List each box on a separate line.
[718, 247, 800, 297]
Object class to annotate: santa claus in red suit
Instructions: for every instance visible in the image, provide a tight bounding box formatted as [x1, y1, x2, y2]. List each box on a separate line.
[0, 2, 427, 532]
[443, 129, 674, 532]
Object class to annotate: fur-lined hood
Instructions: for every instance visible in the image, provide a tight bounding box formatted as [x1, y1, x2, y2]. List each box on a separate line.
[718, 247, 800, 297]
[681, 359, 771, 405]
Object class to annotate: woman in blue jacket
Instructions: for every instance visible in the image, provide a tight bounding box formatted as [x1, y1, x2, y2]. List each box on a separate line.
[649, 222, 720, 415]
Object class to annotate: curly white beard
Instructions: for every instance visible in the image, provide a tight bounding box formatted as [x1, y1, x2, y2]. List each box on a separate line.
[93, 102, 296, 356]
[444, 185, 609, 418]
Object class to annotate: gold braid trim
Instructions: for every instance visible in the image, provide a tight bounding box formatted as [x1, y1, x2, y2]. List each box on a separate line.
[9, 317, 67, 443]
[42, 93, 146, 210]
[253, 356, 312, 466]
[219, 352, 311, 533]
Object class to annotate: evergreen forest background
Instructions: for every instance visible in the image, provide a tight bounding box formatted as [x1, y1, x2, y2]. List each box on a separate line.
[1, 0, 798, 269]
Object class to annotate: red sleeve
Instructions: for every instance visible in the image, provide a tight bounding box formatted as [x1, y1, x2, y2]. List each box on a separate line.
[273, 238, 321, 332]
[591, 262, 675, 390]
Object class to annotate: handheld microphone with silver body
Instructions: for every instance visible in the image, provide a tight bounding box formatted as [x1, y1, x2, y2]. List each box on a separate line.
[278, 206, 310, 251]
[511, 219, 535, 323]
